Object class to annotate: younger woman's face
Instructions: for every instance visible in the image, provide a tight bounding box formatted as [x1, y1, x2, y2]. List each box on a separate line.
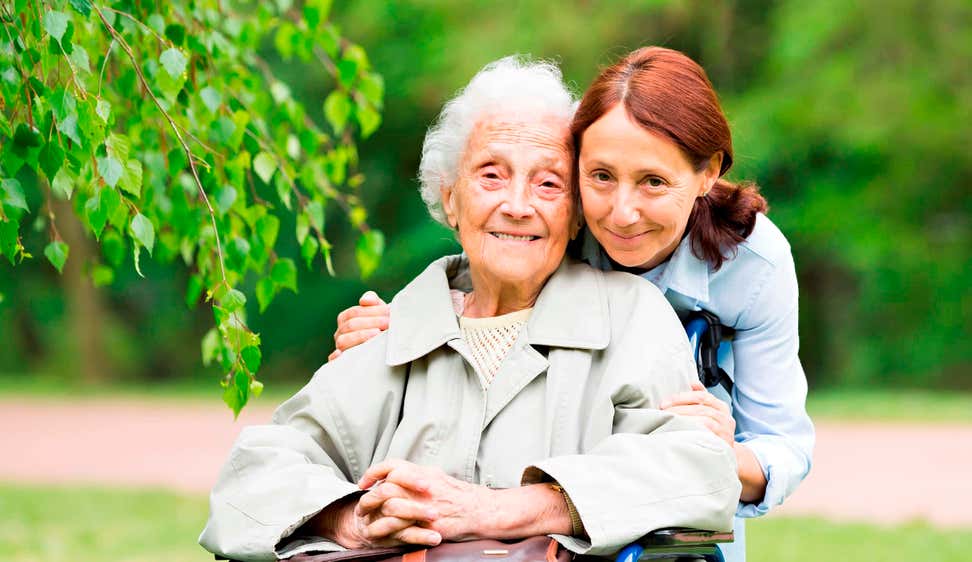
[578, 103, 720, 270]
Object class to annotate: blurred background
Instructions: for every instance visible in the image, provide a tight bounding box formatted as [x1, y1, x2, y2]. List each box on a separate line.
[1, 1, 970, 561]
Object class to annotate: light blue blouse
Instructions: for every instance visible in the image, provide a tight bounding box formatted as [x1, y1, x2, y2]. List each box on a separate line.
[579, 213, 815, 561]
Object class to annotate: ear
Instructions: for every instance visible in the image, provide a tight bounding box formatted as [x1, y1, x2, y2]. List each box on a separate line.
[702, 152, 723, 195]
[441, 183, 459, 229]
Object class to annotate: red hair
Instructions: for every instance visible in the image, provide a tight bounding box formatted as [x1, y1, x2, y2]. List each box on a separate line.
[572, 46, 767, 270]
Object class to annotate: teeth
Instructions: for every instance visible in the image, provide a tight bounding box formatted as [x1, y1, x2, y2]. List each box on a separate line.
[493, 233, 536, 241]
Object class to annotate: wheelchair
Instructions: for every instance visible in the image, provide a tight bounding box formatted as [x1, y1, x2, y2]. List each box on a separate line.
[610, 310, 735, 562]
[219, 311, 736, 562]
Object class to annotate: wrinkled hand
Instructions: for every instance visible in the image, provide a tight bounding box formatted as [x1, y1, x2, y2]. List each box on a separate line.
[327, 490, 441, 549]
[357, 459, 494, 542]
[328, 291, 390, 361]
[661, 381, 736, 446]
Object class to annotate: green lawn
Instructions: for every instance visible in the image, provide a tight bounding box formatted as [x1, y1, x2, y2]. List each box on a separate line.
[2, 484, 970, 562]
[3, 373, 972, 423]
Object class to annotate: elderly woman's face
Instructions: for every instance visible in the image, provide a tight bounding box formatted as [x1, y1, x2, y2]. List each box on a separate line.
[442, 114, 575, 289]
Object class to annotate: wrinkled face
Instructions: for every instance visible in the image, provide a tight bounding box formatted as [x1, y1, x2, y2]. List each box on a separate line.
[442, 114, 576, 291]
[579, 103, 720, 270]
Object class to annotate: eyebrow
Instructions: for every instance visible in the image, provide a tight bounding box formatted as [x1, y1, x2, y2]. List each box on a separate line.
[582, 159, 672, 177]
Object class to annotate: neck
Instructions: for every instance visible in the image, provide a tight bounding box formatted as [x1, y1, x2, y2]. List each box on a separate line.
[464, 273, 543, 318]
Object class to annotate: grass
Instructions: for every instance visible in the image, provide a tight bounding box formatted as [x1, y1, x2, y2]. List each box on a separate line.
[1, 484, 970, 562]
[3, 373, 972, 423]
[805, 389, 972, 423]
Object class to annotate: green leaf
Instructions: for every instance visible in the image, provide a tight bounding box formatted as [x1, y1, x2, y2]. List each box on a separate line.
[95, 99, 111, 122]
[160, 48, 188, 79]
[164, 23, 186, 46]
[186, 274, 204, 308]
[43, 11, 69, 43]
[216, 185, 237, 215]
[249, 380, 264, 398]
[223, 370, 250, 419]
[337, 58, 359, 89]
[97, 156, 123, 188]
[221, 288, 246, 313]
[43, 241, 69, 273]
[200, 86, 221, 114]
[356, 103, 382, 139]
[13, 123, 43, 149]
[255, 277, 277, 313]
[271, 258, 298, 293]
[274, 174, 292, 210]
[301, 236, 319, 269]
[68, 0, 92, 16]
[130, 213, 155, 255]
[358, 72, 385, 108]
[253, 151, 276, 184]
[296, 212, 310, 244]
[39, 141, 65, 181]
[1, 179, 28, 212]
[119, 159, 142, 197]
[257, 214, 279, 248]
[306, 200, 325, 231]
[133, 244, 144, 277]
[355, 230, 385, 280]
[84, 193, 107, 239]
[324, 91, 351, 133]
[0, 220, 20, 265]
[101, 229, 125, 267]
[201, 328, 220, 366]
[241, 345, 261, 373]
[51, 168, 74, 199]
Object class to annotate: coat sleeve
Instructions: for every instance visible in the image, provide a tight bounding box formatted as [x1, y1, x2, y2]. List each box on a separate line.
[199, 335, 405, 561]
[730, 242, 815, 518]
[522, 283, 741, 556]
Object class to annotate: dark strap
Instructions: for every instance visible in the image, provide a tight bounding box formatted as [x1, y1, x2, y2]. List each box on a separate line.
[684, 310, 734, 394]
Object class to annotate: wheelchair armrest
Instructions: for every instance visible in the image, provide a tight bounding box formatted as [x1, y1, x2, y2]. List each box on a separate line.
[636, 527, 734, 547]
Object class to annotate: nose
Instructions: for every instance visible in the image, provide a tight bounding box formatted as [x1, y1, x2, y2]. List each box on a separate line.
[499, 178, 536, 220]
[608, 185, 640, 228]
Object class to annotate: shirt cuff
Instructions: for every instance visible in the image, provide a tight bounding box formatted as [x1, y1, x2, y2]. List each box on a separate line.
[735, 437, 810, 518]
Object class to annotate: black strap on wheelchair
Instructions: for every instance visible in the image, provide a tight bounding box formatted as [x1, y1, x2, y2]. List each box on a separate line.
[685, 310, 735, 394]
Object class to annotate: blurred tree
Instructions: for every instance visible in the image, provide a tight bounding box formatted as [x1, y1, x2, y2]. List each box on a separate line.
[0, 0, 385, 414]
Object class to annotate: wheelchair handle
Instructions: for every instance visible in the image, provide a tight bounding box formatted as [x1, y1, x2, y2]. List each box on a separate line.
[683, 310, 734, 394]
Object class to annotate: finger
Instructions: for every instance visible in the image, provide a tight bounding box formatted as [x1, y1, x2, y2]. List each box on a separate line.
[344, 315, 390, 333]
[359, 291, 387, 306]
[661, 391, 708, 409]
[335, 329, 383, 352]
[393, 526, 442, 547]
[665, 405, 725, 423]
[380, 497, 439, 522]
[689, 380, 706, 392]
[365, 516, 416, 540]
[381, 464, 435, 494]
[328, 349, 341, 362]
[357, 481, 411, 516]
[339, 304, 391, 327]
[360, 459, 410, 489]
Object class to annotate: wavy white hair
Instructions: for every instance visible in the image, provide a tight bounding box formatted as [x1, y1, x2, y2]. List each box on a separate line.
[418, 55, 578, 225]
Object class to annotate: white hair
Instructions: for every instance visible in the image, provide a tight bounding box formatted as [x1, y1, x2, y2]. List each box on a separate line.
[418, 55, 578, 225]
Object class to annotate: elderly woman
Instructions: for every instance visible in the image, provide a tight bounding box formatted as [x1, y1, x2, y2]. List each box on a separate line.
[330, 48, 813, 562]
[200, 57, 740, 562]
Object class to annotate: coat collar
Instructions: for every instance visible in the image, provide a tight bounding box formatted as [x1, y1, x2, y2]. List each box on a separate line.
[579, 227, 710, 304]
[385, 254, 610, 366]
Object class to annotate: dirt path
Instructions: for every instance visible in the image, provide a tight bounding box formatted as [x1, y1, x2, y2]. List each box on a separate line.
[2, 397, 970, 528]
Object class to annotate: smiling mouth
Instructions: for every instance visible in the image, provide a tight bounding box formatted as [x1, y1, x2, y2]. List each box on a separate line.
[607, 230, 649, 241]
[490, 232, 540, 241]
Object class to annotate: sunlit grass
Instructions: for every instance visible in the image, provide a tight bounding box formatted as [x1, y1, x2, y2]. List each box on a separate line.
[2, 484, 971, 562]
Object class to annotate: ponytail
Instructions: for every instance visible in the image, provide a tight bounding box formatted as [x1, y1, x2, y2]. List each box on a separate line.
[687, 179, 768, 270]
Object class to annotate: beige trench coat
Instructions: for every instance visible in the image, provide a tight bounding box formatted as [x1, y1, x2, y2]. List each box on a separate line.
[200, 256, 740, 561]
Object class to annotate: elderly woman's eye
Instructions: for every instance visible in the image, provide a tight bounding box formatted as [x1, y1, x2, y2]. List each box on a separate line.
[592, 171, 612, 182]
[646, 177, 666, 188]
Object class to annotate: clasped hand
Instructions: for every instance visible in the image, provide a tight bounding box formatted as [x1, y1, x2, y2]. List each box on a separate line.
[332, 459, 492, 549]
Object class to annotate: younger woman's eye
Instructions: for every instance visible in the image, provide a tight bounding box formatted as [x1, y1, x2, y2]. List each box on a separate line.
[592, 171, 611, 182]
[646, 176, 666, 188]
